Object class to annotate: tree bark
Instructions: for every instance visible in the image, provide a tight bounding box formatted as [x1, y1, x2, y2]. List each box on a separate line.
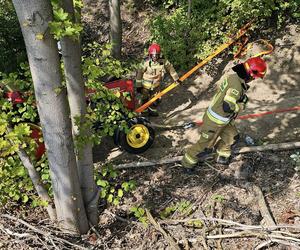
[7, 126, 57, 220]
[18, 148, 57, 220]
[60, 0, 99, 226]
[187, 0, 192, 19]
[12, 0, 89, 234]
[109, 0, 122, 59]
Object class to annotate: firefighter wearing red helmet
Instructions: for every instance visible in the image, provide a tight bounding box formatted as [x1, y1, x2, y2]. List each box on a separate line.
[136, 43, 180, 116]
[181, 57, 267, 171]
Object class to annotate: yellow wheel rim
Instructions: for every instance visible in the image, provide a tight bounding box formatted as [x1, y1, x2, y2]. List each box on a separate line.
[126, 124, 150, 148]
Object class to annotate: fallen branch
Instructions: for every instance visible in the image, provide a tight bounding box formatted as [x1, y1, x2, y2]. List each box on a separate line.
[206, 231, 300, 244]
[114, 156, 182, 169]
[0, 223, 32, 238]
[255, 239, 300, 250]
[233, 141, 300, 154]
[146, 209, 180, 250]
[250, 184, 276, 227]
[161, 217, 300, 231]
[206, 230, 262, 239]
[113, 141, 300, 169]
[0, 214, 87, 250]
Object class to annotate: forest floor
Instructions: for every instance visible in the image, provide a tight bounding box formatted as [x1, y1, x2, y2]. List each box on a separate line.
[89, 21, 300, 250]
[1, 1, 299, 249]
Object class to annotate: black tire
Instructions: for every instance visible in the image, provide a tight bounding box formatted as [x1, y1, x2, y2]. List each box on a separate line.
[118, 118, 155, 154]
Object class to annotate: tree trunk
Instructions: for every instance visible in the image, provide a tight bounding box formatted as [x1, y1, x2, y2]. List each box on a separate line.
[109, 0, 122, 59]
[7, 126, 57, 220]
[60, 0, 99, 226]
[12, 0, 89, 234]
[187, 0, 192, 19]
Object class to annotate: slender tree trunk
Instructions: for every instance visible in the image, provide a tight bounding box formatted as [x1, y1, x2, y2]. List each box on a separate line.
[7, 126, 57, 220]
[187, 0, 192, 19]
[109, 0, 122, 59]
[12, 0, 89, 234]
[60, 0, 99, 226]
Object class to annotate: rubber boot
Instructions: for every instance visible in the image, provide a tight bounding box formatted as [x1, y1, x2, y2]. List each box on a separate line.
[181, 154, 197, 174]
[216, 155, 230, 165]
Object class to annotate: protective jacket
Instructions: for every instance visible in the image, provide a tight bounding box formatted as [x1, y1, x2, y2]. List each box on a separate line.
[207, 70, 247, 125]
[136, 58, 179, 90]
[181, 69, 248, 169]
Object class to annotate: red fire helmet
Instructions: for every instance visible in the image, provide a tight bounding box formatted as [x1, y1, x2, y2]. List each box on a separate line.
[244, 57, 267, 79]
[148, 43, 161, 56]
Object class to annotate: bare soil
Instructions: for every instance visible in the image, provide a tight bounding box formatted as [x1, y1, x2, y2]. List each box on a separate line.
[90, 17, 300, 250]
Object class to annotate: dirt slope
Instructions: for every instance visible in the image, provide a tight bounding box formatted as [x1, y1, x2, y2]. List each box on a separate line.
[95, 23, 300, 163]
[91, 23, 300, 250]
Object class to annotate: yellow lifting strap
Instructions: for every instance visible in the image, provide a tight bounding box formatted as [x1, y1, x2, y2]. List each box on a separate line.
[135, 22, 253, 113]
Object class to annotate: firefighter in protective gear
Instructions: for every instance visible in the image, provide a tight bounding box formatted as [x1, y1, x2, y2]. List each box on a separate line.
[136, 43, 180, 116]
[181, 57, 267, 169]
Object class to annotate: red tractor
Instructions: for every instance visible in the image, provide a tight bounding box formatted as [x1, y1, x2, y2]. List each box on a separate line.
[3, 79, 155, 160]
[102, 79, 155, 154]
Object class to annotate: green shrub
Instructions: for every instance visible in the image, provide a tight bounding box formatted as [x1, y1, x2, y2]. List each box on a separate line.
[150, 0, 300, 70]
[0, 42, 136, 207]
[0, 0, 27, 73]
[0, 64, 51, 207]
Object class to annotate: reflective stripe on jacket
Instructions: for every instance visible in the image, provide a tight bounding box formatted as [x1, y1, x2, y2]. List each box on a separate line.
[206, 70, 246, 124]
[136, 58, 179, 90]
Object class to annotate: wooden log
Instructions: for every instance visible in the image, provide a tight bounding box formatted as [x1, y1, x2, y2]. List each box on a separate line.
[233, 141, 300, 154]
[114, 156, 182, 169]
[114, 141, 300, 169]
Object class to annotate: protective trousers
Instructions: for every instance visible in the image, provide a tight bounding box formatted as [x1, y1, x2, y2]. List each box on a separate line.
[141, 86, 161, 108]
[181, 113, 239, 168]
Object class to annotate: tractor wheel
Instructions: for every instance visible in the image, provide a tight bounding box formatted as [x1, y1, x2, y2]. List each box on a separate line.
[118, 118, 155, 154]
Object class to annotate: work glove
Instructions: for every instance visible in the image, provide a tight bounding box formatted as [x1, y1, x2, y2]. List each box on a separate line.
[230, 112, 239, 120]
[239, 94, 249, 105]
[238, 94, 248, 111]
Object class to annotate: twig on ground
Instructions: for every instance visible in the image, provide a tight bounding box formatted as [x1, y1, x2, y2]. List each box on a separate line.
[89, 222, 101, 239]
[255, 239, 300, 250]
[250, 184, 276, 227]
[0, 214, 88, 250]
[146, 209, 180, 250]
[161, 216, 300, 231]
[204, 161, 222, 174]
[206, 231, 300, 244]
[0, 224, 32, 238]
[199, 235, 209, 250]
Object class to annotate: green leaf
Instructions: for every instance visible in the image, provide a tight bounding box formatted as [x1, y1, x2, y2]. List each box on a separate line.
[117, 189, 123, 198]
[107, 194, 113, 203]
[16, 167, 26, 176]
[22, 195, 29, 203]
[41, 173, 49, 180]
[54, 87, 63, 95]
[113, 198, 119, 205]
[96, 179, 108, 187]
[121, 182, 129, 192]
[54, 8, 69, 21]
[64, 26, 77, 36]
[100, 189, 107, 198]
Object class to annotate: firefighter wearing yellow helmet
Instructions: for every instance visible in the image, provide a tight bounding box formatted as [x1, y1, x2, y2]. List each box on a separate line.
[136, 43, 180, 116]
[181, 57, 267, 171]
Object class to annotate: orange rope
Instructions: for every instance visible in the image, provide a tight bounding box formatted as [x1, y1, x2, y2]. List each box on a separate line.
[234, 38, 274, 59]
